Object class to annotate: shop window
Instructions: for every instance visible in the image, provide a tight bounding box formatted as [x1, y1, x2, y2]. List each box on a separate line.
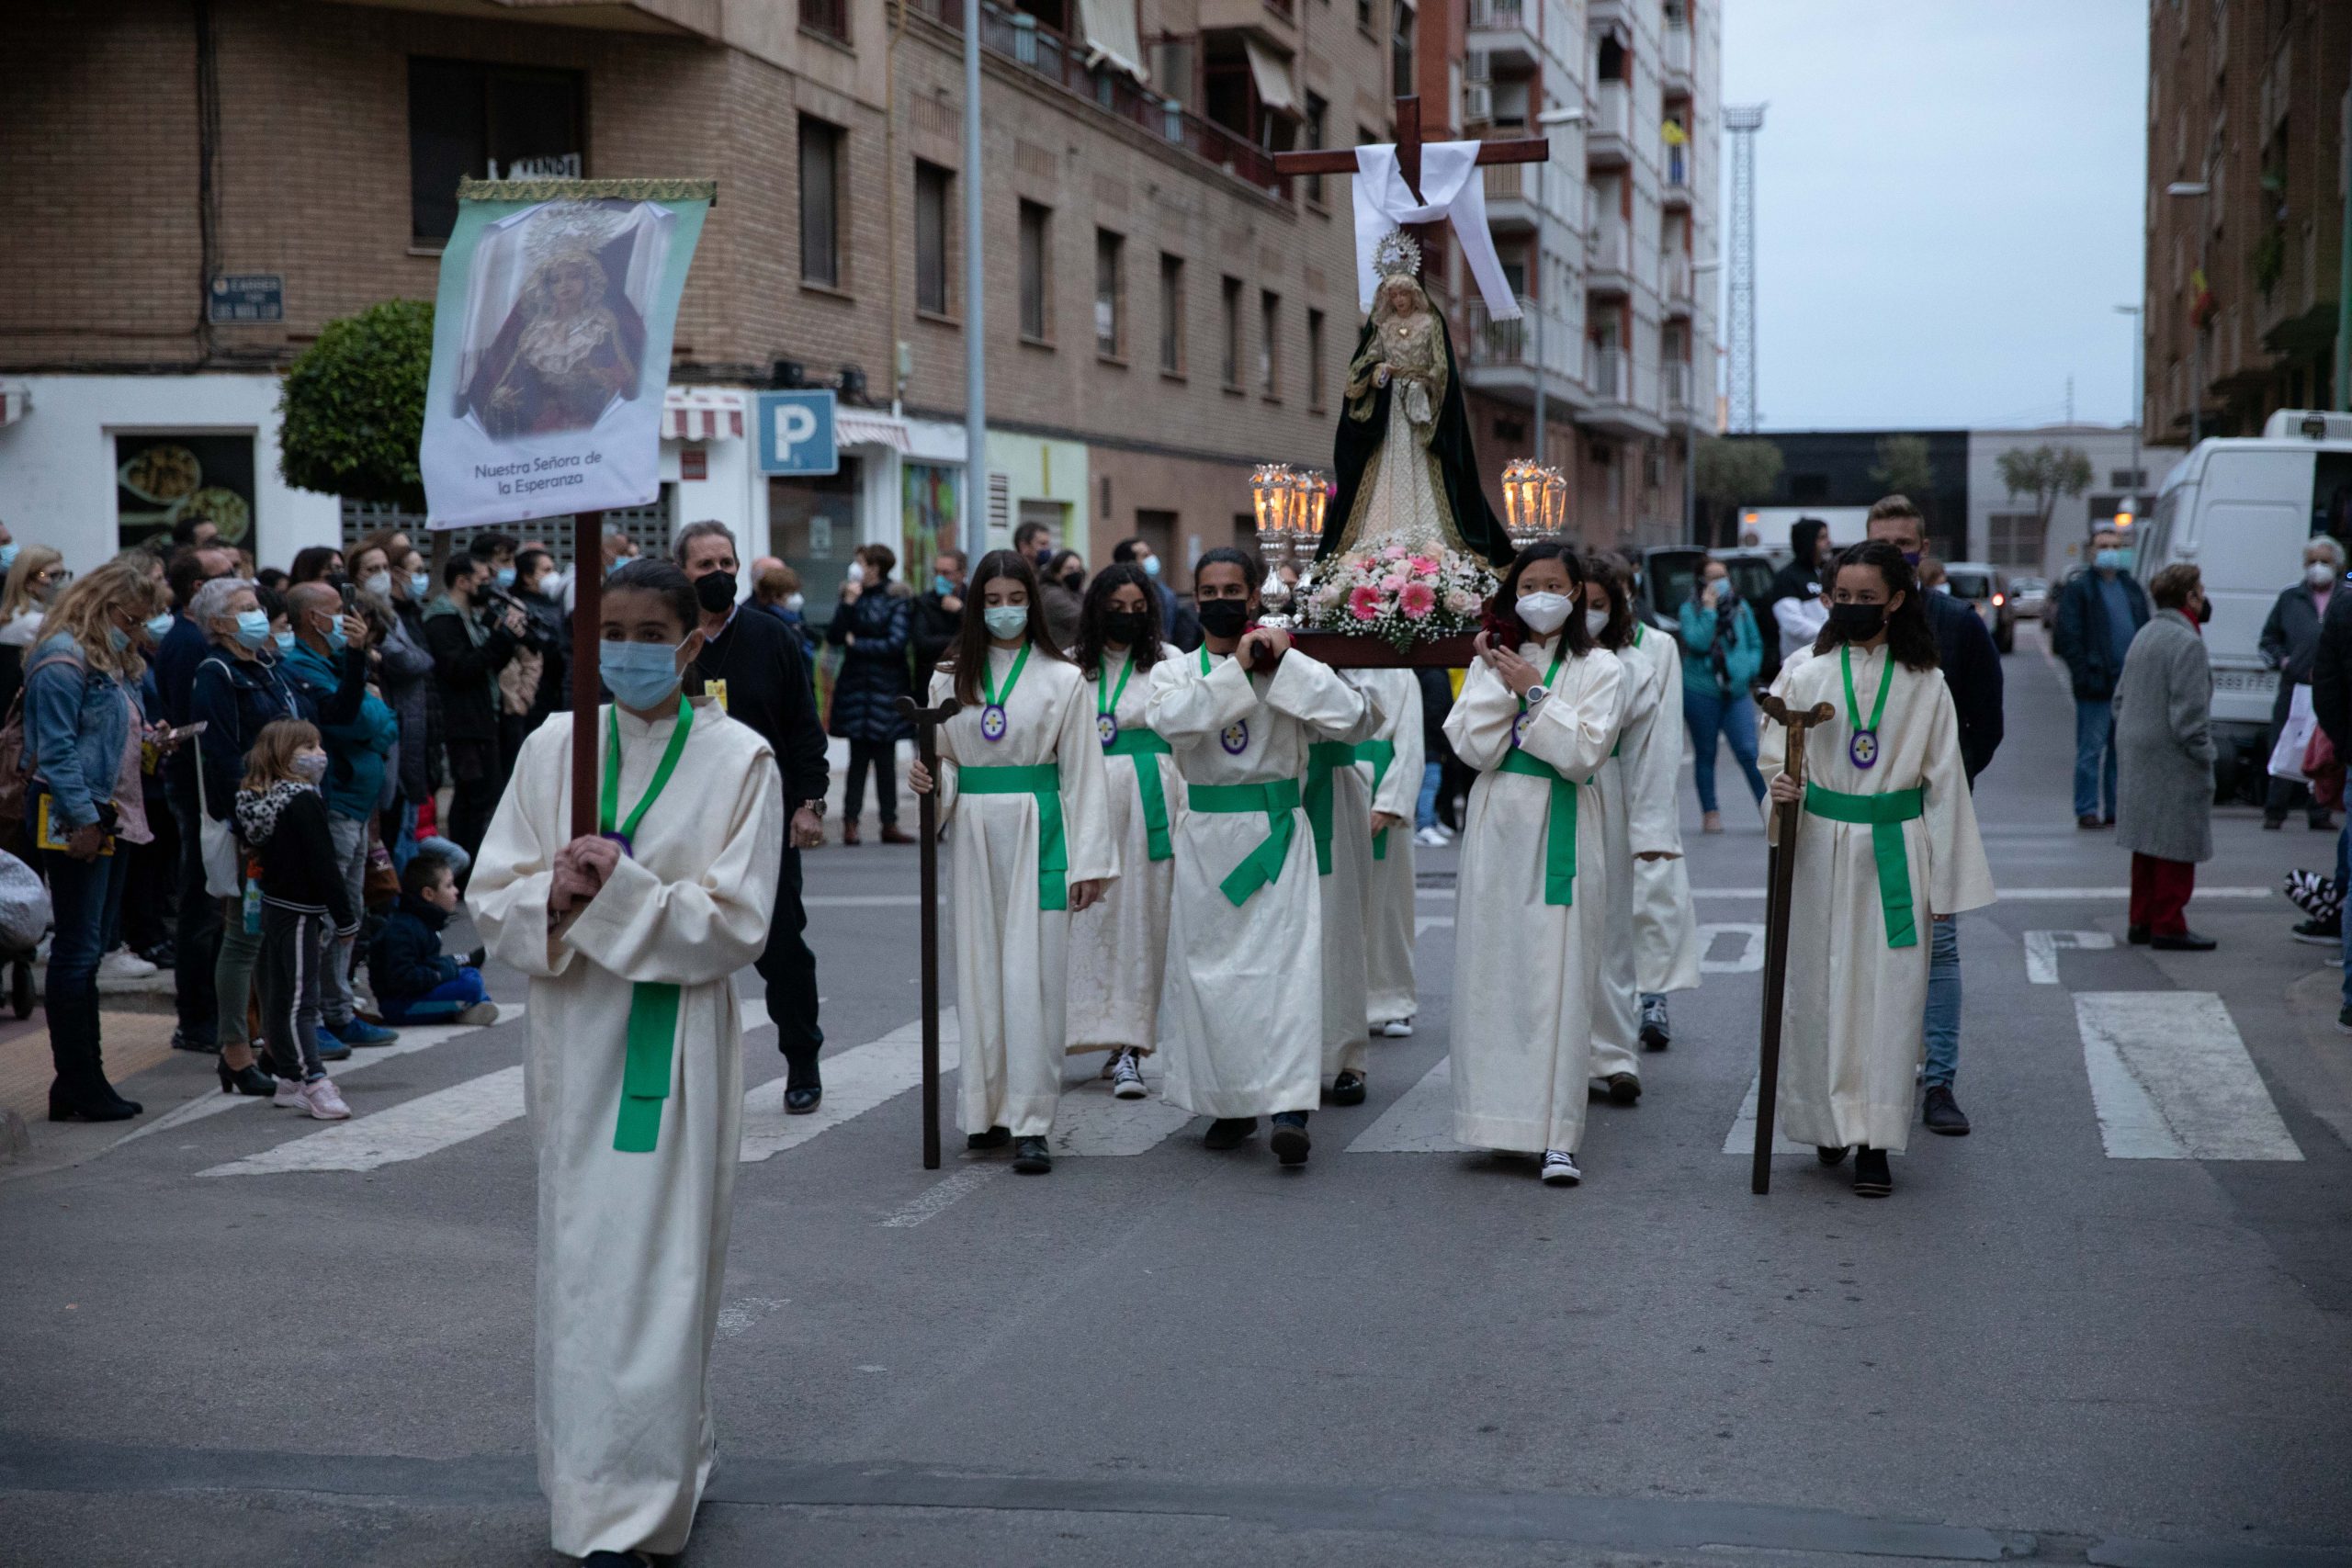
[903, 462, 961, 581]
[117, 434, 256, 556]
[800, 117, 844, 288]
[1159, 254, 1186, 375]
[770, 459, 865, 626]
[408, 59, 583, 245]
[1095, 230, 1125, 358]
[1020, 201, 1053, 342]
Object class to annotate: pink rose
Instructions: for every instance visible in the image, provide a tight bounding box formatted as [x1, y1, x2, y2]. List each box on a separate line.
[1443, 589, 1476, 615]
[1382, 544, 1408, 561]
[1399, 582, 1437, 619]
[1382, 572, 1410, 594]
[1348, 584, 1384, 622]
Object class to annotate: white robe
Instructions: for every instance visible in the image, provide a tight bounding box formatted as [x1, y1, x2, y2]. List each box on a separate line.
[1148, 647, 1374, 1119]
[1065, 648, 1184, 1055]
[1630, 631, 1702, 995]
[1316, 683, 1383, 1080]
[1761, 643, 1995, 1153]
[1586, 627, 1661, 1084]
[1351, 670, 1425, 1026]
[1446, 641, 1624, 1155]
[931, 647, 1117, 1136]
[469, 700, 782, 1562]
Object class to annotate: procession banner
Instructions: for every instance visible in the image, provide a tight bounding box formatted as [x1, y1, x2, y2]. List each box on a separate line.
[419, 177, 714, 530]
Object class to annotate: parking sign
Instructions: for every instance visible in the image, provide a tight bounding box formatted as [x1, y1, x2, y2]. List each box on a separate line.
[756, 389, 839, 476]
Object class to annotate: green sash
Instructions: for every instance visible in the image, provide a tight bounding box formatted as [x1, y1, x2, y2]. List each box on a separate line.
[1103, 728, 1174, 862]
[1804, 781, 1927, 948]
[1357, 739, 1397, 859]
[957, 761, 1069, 910]
[1497, 749, 1579, 906]
[1187, 777, 1303, 907]
[604, 698, 694, 1155]
[1303, 740, 1361, 875]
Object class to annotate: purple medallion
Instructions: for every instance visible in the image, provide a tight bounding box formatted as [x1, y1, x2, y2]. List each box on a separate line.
[980, 704, 1008, 742]
[1097, 712, 1118, 749]
[1220, 719, 1250, 755]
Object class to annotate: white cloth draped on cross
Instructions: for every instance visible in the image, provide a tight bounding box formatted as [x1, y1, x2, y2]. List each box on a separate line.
[1351, 142, 1521, 321]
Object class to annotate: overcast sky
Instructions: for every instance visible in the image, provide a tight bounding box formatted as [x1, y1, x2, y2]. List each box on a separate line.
[1717, 0, 2148, 432]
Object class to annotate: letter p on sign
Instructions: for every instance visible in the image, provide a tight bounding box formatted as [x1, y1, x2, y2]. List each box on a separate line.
[756, 389, 839, 476]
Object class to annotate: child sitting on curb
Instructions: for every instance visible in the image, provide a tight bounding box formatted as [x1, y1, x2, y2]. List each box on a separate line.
[368, 851, 499, 1026]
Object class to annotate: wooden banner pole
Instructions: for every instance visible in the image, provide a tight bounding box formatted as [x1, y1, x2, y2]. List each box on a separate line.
[569, 512, 604, 842]
[1751, 694, 1833, 1195]
[897, 693, 959, 1170]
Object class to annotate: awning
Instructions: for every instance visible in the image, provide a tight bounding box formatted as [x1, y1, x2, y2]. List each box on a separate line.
[837, 411, 913, 452]
[1245, 39, 1296, 117]
[1077, 0, 1148, 81]
[0, 383, 28, 428]
[662, 387, 744, 441]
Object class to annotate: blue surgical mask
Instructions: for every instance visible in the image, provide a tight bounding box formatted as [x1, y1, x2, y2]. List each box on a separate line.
[1140, 555, 1161, 579]
[0, 545, 17, 573]
[599, 639, 684, 709]
[107, 626, 130, 653]
[143, 611, 174, 640]
[411, 572, 430, 599]
[319, 612, 347, 652]
[983, 605, 1029, 639]
[495, 567, 516, 590]
[933, 574, 956, 597]
[272, 629, 296, 652]
[233, 610, 271, 649]
[2095, 547, 2133, 572]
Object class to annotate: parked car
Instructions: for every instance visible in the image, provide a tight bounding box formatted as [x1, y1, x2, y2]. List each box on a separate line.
[1636, 547, 1779, 631]
[2007, 574, 2048, 619]
[1941, 560, 2015, 652]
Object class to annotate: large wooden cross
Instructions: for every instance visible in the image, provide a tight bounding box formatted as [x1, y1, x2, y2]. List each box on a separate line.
[1272, 94, 1547, 205]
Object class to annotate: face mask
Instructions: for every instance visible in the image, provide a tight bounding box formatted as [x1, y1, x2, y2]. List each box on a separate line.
[1515, 591, 1572, 635]
[2196, 596, 2214, 625]
[2309, 561, 2336, 589]
[1139, 555, 1161, 579]
[273, 629, 297, 653]
[933, 574, 956, 598]
[695, 570, 737, 614]
[983, 605, 1030, 639]
[319, 611, 347, 652]
[292, 752, 329, 784]
[1584, 606, 1611, 637]
[783, 592, 806, 614]
[411, 572, 431, 599]
[1826, 601, 1886, 637]
[1103, 609, 1148, 646]
[1902, 550, 1923, 568]
[233, 609, 271, 649]
[0, 545, 17, 573]
[494, 567, 516, 590]
[362, 571, 391, 598]
[143, 611, 174, 640]
[2094, 547, 2132, 572]
[1062, 570, 1085, 592]
[600, 639, 684, 709]
[845, 561, 866, 586]
[107, 625, 130, 653]
[1196, 598, 1250, 639]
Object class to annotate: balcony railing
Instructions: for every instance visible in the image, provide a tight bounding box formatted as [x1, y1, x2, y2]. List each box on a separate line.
[1588, 344, 1630, 402]
[1466, 0, 1524, 27]
[1592, 80, 1631, 144]
[1665, 358, 1690, 412]
[1462, 299, 1578, 379]
[1665, 144, 1689, 194]
[801, 0, 849, 40]
[916, 0, 1288, 197]
[1665, 253, 1691, 304]
[1663, 24, 1691, 83]
[1588, 221, 1631, 278]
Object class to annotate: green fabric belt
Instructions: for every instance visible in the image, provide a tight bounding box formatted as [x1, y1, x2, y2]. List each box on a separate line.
[1187, 777, 1303, 907]
[957, 761, 1069, 911]
[1497, 749, 1579, 906]
[603, 698, 695, 1155]
[1303, 740, 1361, 875]
[1103, 728, 1173, 862]
[1804, 782, 1927, 948]
[1357, 738, 1398, 860]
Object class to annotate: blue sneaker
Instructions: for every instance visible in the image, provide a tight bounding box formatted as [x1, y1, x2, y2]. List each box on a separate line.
[313, 1028, 353, 1063]
[330, 1017, 399, 1047]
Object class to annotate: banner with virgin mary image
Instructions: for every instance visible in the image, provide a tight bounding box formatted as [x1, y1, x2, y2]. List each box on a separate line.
[419, 177, 713, 529]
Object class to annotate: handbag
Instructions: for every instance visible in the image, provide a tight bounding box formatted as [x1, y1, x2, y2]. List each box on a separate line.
[2303, 720, 2343, 810]
[190, 671, 243, 898]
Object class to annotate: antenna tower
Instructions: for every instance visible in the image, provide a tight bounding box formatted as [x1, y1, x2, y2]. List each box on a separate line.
[1724, 103, 1767, 433]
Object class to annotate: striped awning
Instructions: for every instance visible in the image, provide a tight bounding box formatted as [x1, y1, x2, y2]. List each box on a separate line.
[662, 388, 744, 441]
[837, 411, 913, 452]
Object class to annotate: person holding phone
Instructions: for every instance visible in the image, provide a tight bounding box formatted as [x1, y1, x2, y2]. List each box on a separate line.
[826, 544, 915, 845]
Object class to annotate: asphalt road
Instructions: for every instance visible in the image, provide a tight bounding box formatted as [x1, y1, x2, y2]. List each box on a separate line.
[3, 626, 2348, 1568]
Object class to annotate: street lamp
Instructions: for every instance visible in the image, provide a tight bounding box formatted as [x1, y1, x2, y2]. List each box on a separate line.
[2114, 303, 2143, 512]
[1525, 102, 1589, 467]
[2166, 178, 2211, 446]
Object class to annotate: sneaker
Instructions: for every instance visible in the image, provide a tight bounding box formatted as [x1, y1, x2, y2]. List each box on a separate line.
[96, 949, 158, 980]
[1638, 995, 1671, 1050]
[1202, 1116, 1257, 1150]
[1540, 1149, 1581, 1185]
[1011, 1135, 1052, 1174]
[1602, 1072, 1642, 1106]
[168, 1028, 220, 1055]
[2340, 1005, 2352, 1032]
[272, 1077, 307, 1109]
[1374, 1018, 1416, 1038]
[2150, 930, 2218, 952]
[328, 1018, 399, 1047]
[1109, 1050, 1147, 1100]
[1269, 1111, 1311, 1166]
[2284, 868, 2343, 919]
[966, 1125, 1011, 1150]
[1702, 810, 1724, 834]
[2292, 917, 2342, 946]
[1325, 1070, 1366, 1106]
[456, 1001, 502, 1026]
[1816, 1145, 1849, 1167]
[314, 1028, 352, 1063]
[1852, 1146, 1893, 1197]
[2077, 814, 2107, 829]
[297, 1076, 352, 1121]
[1412, 825, 1450, 848]
[1921, 1084, 1971, 1135]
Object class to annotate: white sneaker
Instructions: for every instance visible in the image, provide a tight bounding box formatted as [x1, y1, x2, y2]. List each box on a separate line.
[297, 1077, 352, 1121]
[97, 949, 158, 980]
[271, 1077, 306, 1109]
[1412, 826, 1452, 848]
[1109, 1050, 1148, 1100]
[1540, 1149, 1581, 1185]
[1374, 1018, 1415, 1038]
[457, 1001, 502, 1026]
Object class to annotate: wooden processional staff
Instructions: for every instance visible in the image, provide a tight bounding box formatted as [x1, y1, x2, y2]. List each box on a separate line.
[897, 693, 960, 1171]
[1750, 694, 1835, 1196]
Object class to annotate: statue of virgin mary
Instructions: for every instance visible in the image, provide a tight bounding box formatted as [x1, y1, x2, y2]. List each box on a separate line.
[1317, 230, 1515, 569]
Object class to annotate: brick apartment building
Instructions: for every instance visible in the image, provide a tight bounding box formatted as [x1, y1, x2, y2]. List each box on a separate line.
[1, 0, 1719, 592]
[2143, 0, 2352, 445]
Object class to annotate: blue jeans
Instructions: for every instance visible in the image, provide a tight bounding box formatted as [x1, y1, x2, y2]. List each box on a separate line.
[40, 845, 130, 1094]
[1683, 683, 1766, 814]
[1924, 916, 1960, 1089]
[1415, 761, 1442, 830]
[2074, 699, 2118, 819]
[2337, 821, 2352, 1010]
[379, 967, 487, 1024]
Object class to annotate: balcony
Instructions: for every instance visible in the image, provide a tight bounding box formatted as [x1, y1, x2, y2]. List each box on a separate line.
[1588, 79, 1631, 167]
[1584, 344, 1666, 436]
[1663, 253, 1692, 313]
[1467, 0, 1537, 71]
[1662, 142, 1691, 208]
[914, 0, 1287, 197]
[1587, 220, 1632, 294]
[1664, 358, 1691, 415]
[1198, 0, 1299, 49]
[1459, 299, 1588, 413]
[1663, 24, 1692, 93]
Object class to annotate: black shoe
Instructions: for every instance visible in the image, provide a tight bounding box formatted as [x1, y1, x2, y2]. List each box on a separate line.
[785, 1084, 822, 1115]
[965, 1125, 1011, 1150]
[2264, 813, 2288, 830]
[1852, 1146, 1892, 1197]
[2294, 916, 2344, 946]
[1816, 1145, 1849, 1167]
[1011, 1135, 1052, 1174]
[1922, 1084, 1971, 1135]
[2150, 930, 2217, 952]
[582, 1552, 652, 1567]
[2126, 924, 2151, 945]
[1603, 1072, 1642, 1106]
[1325, 1070, 1365, 1106]
[462, 947, 487, 969]
[1269, 1111, 1311, 1166]
[169, 1028, 220, 1055]
[48, 1084, 137, 1122]
[2339, 1005, 2352, 1032]
[1202, 1116, 1257, 1151]
[2312, 813, 2335, 831]
[1639, 994, 1671, 1050]
[216, 1057, 277, 1097]
[2077, 814, 2107, 829]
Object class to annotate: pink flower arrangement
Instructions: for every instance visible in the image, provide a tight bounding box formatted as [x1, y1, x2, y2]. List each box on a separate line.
[1298, 544, 1498, 651]
[1348, 584, 1385, 622]
[1398, 582, 1437, 619]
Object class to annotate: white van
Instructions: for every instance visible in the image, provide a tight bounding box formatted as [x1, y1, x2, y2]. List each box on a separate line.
[2138, 410, 2352, 794]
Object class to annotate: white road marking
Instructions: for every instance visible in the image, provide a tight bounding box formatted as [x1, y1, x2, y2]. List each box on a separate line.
[2074, 992, 2304, 1161]
[2025, 930, 2115, 985]
[716, 1296, 786, 1339]
[1698, 923, 1765, 974]
[1722, 1073, 1816, 1157]
[740, 1016, 959, 1164]
[199, 1066, 526, 1177]
[1049, 1059, 1194, 1156]
[1416, 915, 1453, 936]
[879, 1162, 1008, 1227]
[1346, 1056, 1465, 1153]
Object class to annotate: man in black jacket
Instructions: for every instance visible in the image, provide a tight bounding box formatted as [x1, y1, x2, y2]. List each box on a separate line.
[910, 547, 966, 682]
[1761, 517, 1833, 683]
[674, 520, 834, 1113]
[1866, 496, 2004, 1138]
[2051, 528, 2151, 829]
[421, 555, 525, 866]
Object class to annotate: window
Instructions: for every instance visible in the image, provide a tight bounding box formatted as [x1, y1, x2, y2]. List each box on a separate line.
[408, 59, 583, 244]
[1988, 513, 2047, 569]
[1392, 2, 1416, 99]
[1260, 290, 1281, 397]
[2109, 468, 2149, 489]
[1358, 0, 1373, 30]
[1020, 201, 1052, 342]
[915, 162, 951, 316]
[1095, 230, 1125, 357]
[801, 0, 849, 41]
[1307, 309, 1326, 408]
[1303, 94, 1329, 206]
[799, 117, 843, 288]
[1159, 254, 1186, 375]
[1221, 276, 1243, 388]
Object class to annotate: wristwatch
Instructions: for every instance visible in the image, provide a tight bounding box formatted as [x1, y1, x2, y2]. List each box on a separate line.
[799, 797, 827, 819]
[1524, 684, 1550, 705]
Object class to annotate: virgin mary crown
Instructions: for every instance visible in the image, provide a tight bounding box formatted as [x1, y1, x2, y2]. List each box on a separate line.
[1372, 229, 1421, 283]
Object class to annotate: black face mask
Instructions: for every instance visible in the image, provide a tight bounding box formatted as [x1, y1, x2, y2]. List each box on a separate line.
[2196, 597, 2213, 625]
[1826, 601, 1886, 638]
[1062, 570, 1085, 592]
[1196, 598, 1250, 639]
[1102, 609, 1148, 647]
[694, 570, 737, 613]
